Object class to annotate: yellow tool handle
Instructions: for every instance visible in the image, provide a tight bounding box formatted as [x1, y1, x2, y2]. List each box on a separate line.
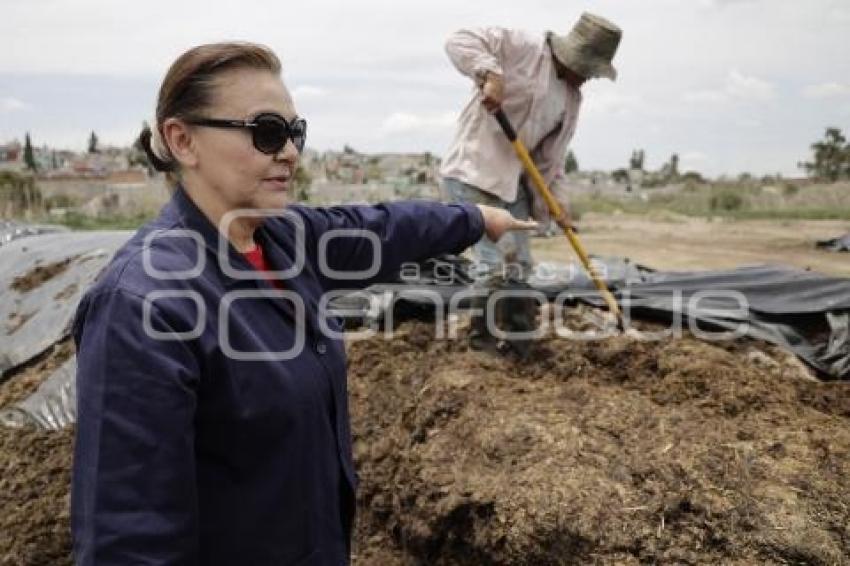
[493, 109, 623, 320]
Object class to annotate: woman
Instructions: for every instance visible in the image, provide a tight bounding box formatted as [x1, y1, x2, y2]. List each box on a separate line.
[72, 41, 535, 565]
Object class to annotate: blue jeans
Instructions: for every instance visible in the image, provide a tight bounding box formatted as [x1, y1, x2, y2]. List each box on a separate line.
[442, 177, 533, 282]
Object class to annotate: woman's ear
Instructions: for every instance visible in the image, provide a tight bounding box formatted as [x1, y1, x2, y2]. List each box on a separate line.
[162, 117, 199, 169]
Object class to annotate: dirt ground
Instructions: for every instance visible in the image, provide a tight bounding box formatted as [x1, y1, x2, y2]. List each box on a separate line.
[534, 214, 850, 278]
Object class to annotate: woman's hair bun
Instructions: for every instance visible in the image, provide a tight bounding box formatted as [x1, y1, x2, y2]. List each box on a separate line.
[138, 125, 174, 173]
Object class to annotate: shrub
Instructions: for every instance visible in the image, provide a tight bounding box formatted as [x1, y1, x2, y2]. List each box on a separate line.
[710, 190, 744, 212]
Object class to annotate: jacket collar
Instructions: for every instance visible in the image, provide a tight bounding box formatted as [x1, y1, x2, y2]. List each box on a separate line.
[161, 185, 217, 247]
[159, 185, 299, 291]
[157, 186, 320, 332]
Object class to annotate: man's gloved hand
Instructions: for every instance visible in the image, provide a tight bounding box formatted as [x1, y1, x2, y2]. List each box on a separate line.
[479, 72, 505, 113]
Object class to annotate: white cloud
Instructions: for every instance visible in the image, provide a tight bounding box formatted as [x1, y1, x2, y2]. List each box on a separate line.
[802, 82, 850, 99]
[832, 1, 850, 23]
[679, 151, 709, 172]
[735, 117, 762, 128]
[683, 90, 729, 104]
[681, 151, 708, 161]
[725, 70, 776, 102]
[683, 70, 776, 104]
[698, 0, 759, 7]
[291, 85, 328, 100]
[0, 97, 29, 112]
[582, 88, 643, 116]
[378, 111, 457, 136]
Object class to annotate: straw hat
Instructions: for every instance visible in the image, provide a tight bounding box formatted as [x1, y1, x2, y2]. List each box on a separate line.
[547, 12, 622, 81]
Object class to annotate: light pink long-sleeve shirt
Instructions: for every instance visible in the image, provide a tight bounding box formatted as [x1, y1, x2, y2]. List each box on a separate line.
[439, 27, 582, 221]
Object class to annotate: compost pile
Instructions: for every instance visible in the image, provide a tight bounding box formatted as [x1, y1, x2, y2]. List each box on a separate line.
[0, 342, 74, 566]
[0, 425, 73, 566]
[348, 315, 850, 565]
[1, 315, 849, 565]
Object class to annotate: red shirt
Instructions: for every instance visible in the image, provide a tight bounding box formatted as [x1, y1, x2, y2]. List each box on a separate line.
[242, 243, 284, 289]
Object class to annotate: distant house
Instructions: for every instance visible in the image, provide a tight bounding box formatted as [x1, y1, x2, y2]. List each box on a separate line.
[0, 141, 22, 162]
[0, 141, 24, 172]
[33, 146, 56, 172]
[70, 154, 109, 177]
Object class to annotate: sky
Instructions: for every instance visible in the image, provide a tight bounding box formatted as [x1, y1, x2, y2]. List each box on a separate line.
[1, 0, 849, 177]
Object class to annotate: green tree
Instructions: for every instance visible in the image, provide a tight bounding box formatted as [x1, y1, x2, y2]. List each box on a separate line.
[88, 130, 100, 154]
[800, 127, 849, 181]
[710, 189, 744, 212]
[611, 168, 629, 183]
[629, 149, 645, 170]
[23, 133, 37, 172]
[681, 171, 704, 183]
[564, 150, 579, 173]
[659, 153, 679, 181]
[669, 153, 679, 178]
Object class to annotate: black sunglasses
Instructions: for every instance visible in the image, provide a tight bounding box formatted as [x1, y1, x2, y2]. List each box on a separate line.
[185, 113, 307, 154]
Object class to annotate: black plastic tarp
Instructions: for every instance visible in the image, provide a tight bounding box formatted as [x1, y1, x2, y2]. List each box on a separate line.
[329, 256, 850, 381]
[817, 231, 850, 252]
[582, 265, 850, 380]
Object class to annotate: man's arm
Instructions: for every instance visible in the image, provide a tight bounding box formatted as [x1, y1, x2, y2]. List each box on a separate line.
[444, 27, 507, 82]
[445, 28, 513, 112]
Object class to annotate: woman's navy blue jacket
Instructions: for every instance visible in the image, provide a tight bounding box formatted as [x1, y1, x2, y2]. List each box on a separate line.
[71, 187, 484, 565]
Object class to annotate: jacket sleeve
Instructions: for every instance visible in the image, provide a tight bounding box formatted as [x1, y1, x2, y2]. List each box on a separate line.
[444, 27, 507, 81]
[72, 288, 201, 565]
[292, 200, 484, 291]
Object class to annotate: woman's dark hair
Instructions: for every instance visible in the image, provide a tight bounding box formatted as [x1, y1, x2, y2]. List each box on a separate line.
[139, 42, 281, 185]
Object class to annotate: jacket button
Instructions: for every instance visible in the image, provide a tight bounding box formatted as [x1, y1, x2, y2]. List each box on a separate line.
[316, 342, 327, 355]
